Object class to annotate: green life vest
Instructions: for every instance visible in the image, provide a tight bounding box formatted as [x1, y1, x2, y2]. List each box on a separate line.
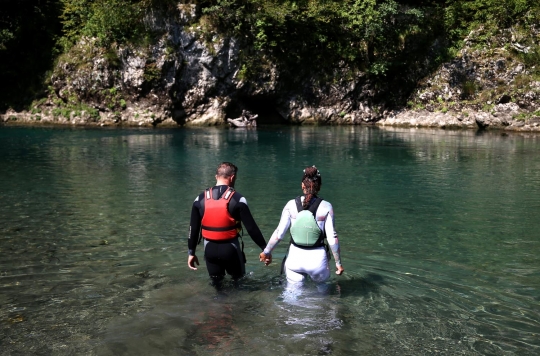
[290, 196, 326, 248]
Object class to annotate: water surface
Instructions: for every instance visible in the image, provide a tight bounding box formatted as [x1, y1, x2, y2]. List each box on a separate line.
[1, 125, 539, 355]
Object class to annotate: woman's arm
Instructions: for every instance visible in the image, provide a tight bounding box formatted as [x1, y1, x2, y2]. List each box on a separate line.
[322, 202, 344, 274]
[262, 200, 294, 255]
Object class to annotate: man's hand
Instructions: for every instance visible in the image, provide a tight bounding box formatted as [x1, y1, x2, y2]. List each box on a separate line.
[335, 264, 344, 275]
[259, 252, 272, 266]
[188, 255, 199, 270]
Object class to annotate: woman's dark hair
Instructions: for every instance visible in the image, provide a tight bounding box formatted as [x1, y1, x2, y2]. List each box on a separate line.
[301, 165, 322, 209]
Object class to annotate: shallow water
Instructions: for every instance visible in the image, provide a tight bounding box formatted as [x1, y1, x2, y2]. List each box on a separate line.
[0, 125, 539, 355]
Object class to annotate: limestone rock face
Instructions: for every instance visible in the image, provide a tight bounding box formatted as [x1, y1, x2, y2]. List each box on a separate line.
[41, 6, 243, 126]
[399, 26, 540, 131]
[4, 6, 539, 132]
[27, 5, 385, 127]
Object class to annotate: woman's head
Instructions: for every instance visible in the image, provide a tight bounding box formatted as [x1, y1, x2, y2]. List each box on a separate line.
[301, 165, 321, 208]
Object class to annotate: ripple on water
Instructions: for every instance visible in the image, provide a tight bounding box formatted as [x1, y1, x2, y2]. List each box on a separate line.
[1, 126, 540, 355]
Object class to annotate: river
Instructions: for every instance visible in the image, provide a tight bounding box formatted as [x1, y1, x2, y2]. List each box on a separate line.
[1, 125, 539, 355]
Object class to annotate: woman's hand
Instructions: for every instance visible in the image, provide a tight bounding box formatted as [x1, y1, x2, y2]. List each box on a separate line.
[335, 264, 344, 275]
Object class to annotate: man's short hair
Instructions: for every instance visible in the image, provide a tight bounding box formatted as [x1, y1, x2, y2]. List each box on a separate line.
[216, 162, 238, 177]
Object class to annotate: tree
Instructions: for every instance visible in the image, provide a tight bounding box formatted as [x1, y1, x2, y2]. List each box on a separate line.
[0, 0, 63, 110]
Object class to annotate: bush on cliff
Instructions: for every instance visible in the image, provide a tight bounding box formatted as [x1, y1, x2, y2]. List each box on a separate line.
[1, 0, 539, 111]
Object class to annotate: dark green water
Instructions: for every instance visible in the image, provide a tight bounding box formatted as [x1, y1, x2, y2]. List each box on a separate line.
[1, 125, 539, 355]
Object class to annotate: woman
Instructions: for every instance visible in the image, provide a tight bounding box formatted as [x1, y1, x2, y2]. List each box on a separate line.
[259, 166, 344, 284]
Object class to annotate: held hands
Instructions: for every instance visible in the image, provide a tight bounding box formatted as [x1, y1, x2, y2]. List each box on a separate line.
[335, 264, 344, 275]
[188, 255, 199, 270]
[259, 252, 272, 266]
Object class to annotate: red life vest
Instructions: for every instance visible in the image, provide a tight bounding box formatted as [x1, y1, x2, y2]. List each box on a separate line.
[201, 187, 240, 241]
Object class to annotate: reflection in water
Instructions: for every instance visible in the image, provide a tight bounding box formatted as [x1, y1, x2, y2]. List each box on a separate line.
[274, 282, 343, 354]
[0, 126, 539, 355]
[227, 127, 259, 144]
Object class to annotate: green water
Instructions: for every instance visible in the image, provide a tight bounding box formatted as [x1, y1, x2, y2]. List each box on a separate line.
[0, 125, 539, 355]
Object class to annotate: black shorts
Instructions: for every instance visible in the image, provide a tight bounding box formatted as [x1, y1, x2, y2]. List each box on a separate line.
[203, 238, 245, 279]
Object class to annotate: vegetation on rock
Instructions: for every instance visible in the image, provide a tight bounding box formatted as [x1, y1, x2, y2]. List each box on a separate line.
[0, 0, 539, 117]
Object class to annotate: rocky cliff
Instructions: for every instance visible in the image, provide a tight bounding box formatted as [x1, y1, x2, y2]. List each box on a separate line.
[2, 4, 539, 132]
[382, 26, 540, 132]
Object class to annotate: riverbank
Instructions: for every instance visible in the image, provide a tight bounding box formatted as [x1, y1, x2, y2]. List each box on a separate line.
[2, 3, 539, 135]
[3, 107, 540, 132]
[380, 108, 540, 132]
[3, 8, 539, 132]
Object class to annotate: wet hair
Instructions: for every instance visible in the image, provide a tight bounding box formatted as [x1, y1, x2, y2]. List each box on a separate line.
[301, 165, 322, 209]
[216, 162, 238, 178]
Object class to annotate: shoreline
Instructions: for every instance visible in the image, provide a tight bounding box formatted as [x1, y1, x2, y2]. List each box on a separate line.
[2, 108, 540, 133]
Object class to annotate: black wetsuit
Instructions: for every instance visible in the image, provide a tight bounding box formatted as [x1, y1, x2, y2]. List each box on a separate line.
[188, 185, 266, 281]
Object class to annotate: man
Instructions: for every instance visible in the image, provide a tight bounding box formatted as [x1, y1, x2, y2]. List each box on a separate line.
[188, 162, 270, 287]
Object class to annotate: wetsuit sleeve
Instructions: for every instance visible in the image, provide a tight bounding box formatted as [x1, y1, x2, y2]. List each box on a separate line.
[236, 197, 267, 250]
[323, 201, 342, 267]
[188, 195, 203, 256]
[263, 200, 294, 255]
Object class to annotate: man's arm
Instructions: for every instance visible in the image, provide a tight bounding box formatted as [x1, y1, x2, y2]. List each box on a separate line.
[188, 197, 203, 270]
[188, 201, 202, 255]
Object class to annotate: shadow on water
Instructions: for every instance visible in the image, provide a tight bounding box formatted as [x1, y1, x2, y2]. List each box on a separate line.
[335, 272, 384, 298]
[93, 270, 379, 356]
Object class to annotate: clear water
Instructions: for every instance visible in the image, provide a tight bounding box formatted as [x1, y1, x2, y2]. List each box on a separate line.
[1, 125, 539, 355]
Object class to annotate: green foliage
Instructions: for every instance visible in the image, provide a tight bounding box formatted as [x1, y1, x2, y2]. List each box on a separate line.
[52, 107, 71, 118]
[444, 0, 539, 43]
[104, 48, 121, 68]
[0, 28, 15, 50]
[2, 0, 540, 112]
[461, 80, 477, 99]
[237, 64, 249, 81]
[50, 101, 100, 120]
[60, 0, 146, 48]
[100, 87, 126, 110]
[513, 110, 540, 121]
[144, 62, 161, 83]
[0, 0, 63, 110]
[482, 102, 494, 112]
[86, 0, 144, 45]
[202, 0, 436, 83]
[514, 45, 540, 76]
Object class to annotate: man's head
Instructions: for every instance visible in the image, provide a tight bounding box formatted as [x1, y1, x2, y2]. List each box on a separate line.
[215, 162, 238, 187]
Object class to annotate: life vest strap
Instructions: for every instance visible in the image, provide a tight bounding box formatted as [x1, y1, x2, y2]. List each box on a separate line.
[205, 186, 235, 201]
[201, 224, 240, 232]
[295, 196, 323, 213]
[291, 240, 326, 249]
